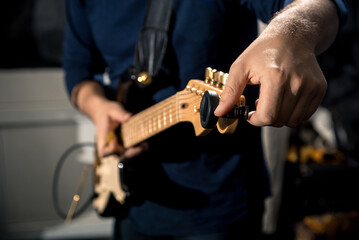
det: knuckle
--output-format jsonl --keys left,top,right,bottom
{"left": 311, "top": 76, "right": 327, "bottom": 94}
{"left": 259, "top": 112, "right": 277, "bottom": 126}
{"left": 287, "top": 121, "right": 299, "bottom": 128}
{"left": 318, "top": 79, "right": 327, "bottom": 94}
{"left": 273, "top": 122, "right": 285, "bottom": 128}
{"left": 269, "top": 67, "right": 286, "bottom": 85}
{"left": 230, "top": 57, "right": 244, "bottom": 70}
{"left": 223, "top": 84, "right": 236, "bottom": 98}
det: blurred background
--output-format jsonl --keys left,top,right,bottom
{"left": 0, "top": 0, "right": 358, "bottom": 239}
{"left": 0, "top": 1, "right": 111, "bottom": 239}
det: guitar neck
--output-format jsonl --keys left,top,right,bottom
{"left": 121, "top": 94, "right": 180, "bottom": 148}
{"left": 120, "top": 76, "right": 242, "bottom": 148}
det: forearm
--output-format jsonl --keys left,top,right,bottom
{"left": 262, "top": 0, "right": 339, "bottom": 55}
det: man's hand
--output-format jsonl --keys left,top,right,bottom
{"left": 73, "top": 80, "right": 147, "bottom": 157}
{"left": 214, "top": 0, "right": 339, "bottom": 128}
{"left": 215, "top": 35, "right": 327, "bottom": 127}
{"left": 93, "top": 99, "right": 130, "bottom": 157}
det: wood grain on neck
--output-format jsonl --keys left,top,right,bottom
{"left": 120, "top": 79, "right": 235, "bottom": 148}
{"left": 121, "top": 94, "right": 180, "bottom": 148}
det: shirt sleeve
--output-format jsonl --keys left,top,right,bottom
{"left": 63, "top": 0, "right": 106, "bottom": 98}
{"left": 329, "top": 0, "right": 348, "bottom": 34}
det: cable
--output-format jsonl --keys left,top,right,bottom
{"left": 52, "top": 142, "right": 95, "bottom": 220}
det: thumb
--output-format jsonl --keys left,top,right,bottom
{"left": 108, "top": 103, "right": 132, "bottom": 123}
{"left": 214, "top": 64, "right": 247, "bottom": 116}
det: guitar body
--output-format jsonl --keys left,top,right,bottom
{"left": 93, "top": 155, "right": 127, "bottom": 217}
{"left": 93, "top": 153, "right": 146, "bottom": 217}
{"left": 92, "top": 68, "right": 248, "bottom": 217}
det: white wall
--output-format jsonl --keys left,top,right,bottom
{"left": 0, "top": 68, "right": 97, "bottom": 238}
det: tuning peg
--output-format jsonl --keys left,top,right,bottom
{"left": 210, "top": 69, "right": 217, "bottom": 85}
{"left": 223, "top": 95, "right": 248, "bottom": 121}
{"left": 200, "top": 90, "right": 249, "bottom": 129}
{"left": 200, "top": 91, "right": 249, "bottom": 129}
{"left": 223, "top": 105, "right": 249, "bottom": 121}
{"left": 204, "top": 67, "right": 228, "bottom": 89}
{"left": 211, "top": 70, "right": 222, "bottom": 86}
{"left": 216, "top": 72, "right": 227, "bottom": 89}
{"left": 205, "top": 67, "right": 212, "bottom": 84}
{"left": 214, "top": 71, "right": 223, "bottom": 82}
{"left": 200, "top": 90, "right": 219, "bottom": 129}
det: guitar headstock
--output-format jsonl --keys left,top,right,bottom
{"left": 177, "top": 67, "right": 247, "bottom": 136}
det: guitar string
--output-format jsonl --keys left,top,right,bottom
{"left": 123, "top": 95, "right": 224, "bottom": 148}
{"left": 122, "top": 93, "right": 203, "bottom": 146}
{"left": 125, "top": 80, "right": 224, "bottom": 127}
{"left": 123, "top": 93, "right": 203, "bottom": 131}
{"left": 122, "top": 94, "right": 193, "bottom": 142}
{"left": 123, "top": 89, "right": 224, "bottom": 133}
{"left": 122, "top": 82, "right": 230, "bottom": 147}
{"left": 122, "top": 92, "right": 196, "bottom": 128}
{"left": 122, "top": 88, "right": 229, "bottom": 140}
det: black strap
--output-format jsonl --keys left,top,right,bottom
{"left": 134, "top": 0, "right": 173, "bottom": 85}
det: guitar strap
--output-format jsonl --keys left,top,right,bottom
{"left": 134, "top": 0, "right": 173, "bottom": 88}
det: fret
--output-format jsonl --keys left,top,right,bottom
{"left": 158, "top": 103, "right": 162, "bottom": 130}
{"left": 175, "top": 93, "right": 179, "bottom": 122}
{"left": 162, "top": 104, "right": 167, "bottom": 127}
{"left": 149, "top": 115, "right": 153, "bottom": 134}
{"left": 145, "top": 118, "right": 149, "bottom": 136}
{"left": 152, "top": 116, "right": 156, "bottom": 132}
{"left": 121, "top": 94, "right": 180, "bottom": 148}
{"left": 169, "top": 100, "right": 173, "bottom": 124}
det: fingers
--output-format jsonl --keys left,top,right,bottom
{"left": 123, "top": 142, "right": 149, "bottom": 159}
{"left": 108, "top": 103, "right": 131, "bottom": 123}
{"left": 99, "top": 130, "right": 127, "bottom": 157}
{"left": 248, "top": 72, "right": 327, "bottom": 127}
{"left": 95, "top": 100, "right": 150, "bottom": 158}
{"left": 97, "top": 121, "right": 113, "bottom": 157}
{"left": 96, "top": 101, "right": 131, "bottom": 157}
{"left": 97, "top": 127, "right": 121, "bottom": 157}
{"left": 214, "top": 61, "right": 247, "bottom": 117}
{"left": 247, "top": 69, "right": 286, "bottom": 126}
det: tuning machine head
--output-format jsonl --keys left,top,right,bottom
{"left": 200, "top": 90, "right": 249, "bottom": 129}
{"left": 200, "top": 90, "right": 219, "bottom": 129}
{"left": 204, "top": 67, "right": 228, "bottom": 90}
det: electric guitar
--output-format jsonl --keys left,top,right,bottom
{"left": 92, "top": 67, "right": 249, "bottom": 216}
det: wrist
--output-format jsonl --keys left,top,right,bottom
{"left": 264, "top": 0, "right": 339, "bottom": 55}
{"left": 73, "top": 80, "right": 108, "bottom": 122}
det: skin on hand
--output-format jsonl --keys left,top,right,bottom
{"left": 95, "top": 101, "right": 149, "bottom": 157}
{"left": 73, "top": 80, "right": 148, "bottom": 157}
{"left": 94, "top": 99, "right": 130, "bottom": 157}
{"left": 215, "top": 37, "right": 327, "bottom": 128}
{"left": 214, "top": 0, "right": 339, "bottom": 128}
